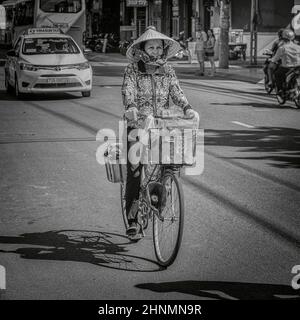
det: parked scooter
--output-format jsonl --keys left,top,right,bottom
{"left": 275, "top": 66, "right": 300, "bottom": 108}
{"left": 94, "top": 37, "right": 104, "bottom": 53}
{"left": 262, "top": 49, "right": 274, "bottom": 94}
{"left": 104, "top": 33, "right": 120, "bottom": 53}
{"left": 85, "top": 34, "right": 104, "bottom": 52}
{"left": 119, "top": 37, "right": 134, "bottom": 56}
{"left": 119, "top": 40, "right": 130, "bottom": 56}
{"left": 85, "top": 36, "right": 97, "bottom": 51}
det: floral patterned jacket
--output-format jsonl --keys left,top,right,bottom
{"left": 122, "top": 61, "right": 191, "bottom": 128}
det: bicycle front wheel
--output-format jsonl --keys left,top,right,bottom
{"left": 120, "top": 183, "right": 129, "bottom": 230}
{"left": 153, "top": 169, "right": 184, "bottom": 267}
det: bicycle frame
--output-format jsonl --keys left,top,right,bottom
{"left": 131, "top": 115, "right": 185, "bottom": 232}
{"left": 134, "top": 163, "right": 181, "bottom": 236}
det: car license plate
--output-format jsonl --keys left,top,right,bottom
{"left": 47, "top": 78, "right": 71, "bottom": 84}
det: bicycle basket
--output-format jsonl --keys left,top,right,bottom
{"left": 155, "top": 116, "right": 199, "bottom": 130}
{"left": 104, "top": 143, "right": 127, "bottom": 183}
{"left": 147, "top": 126, "right": 198, "bottom": 166}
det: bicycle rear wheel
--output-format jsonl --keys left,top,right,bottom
{"left": 153, "top": 169, "right": 184, "bottom": 267}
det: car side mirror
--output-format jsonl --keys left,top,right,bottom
{"left": 6, "top": 50, "right": 17, "bottom": 57}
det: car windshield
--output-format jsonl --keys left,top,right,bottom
{"left": 22, "top": 38, "right": 80, "bottom": 55}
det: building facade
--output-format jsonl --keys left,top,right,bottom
{"left": 119, "top": 0, "right": 208, "bottom": 41}
{"left": 85, "top": 0, "right": 299, "bottom": 56}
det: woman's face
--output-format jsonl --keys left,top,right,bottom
{"left": 208, "top": 30, "right": 212, "bottom": 36}
{"left": 144, "top": 39, "right": 163, "bottom": 59}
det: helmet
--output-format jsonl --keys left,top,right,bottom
{"left": 281, "top": 29, "right": 295, "bottom": 41}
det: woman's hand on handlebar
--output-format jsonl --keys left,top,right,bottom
{"left": 185, "top": 109, "right": 199, "bottom": 120}
{"left": 124, "top": 107, "right": 138, "bottom": 121}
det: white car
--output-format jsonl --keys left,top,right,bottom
{"left": 5, "top": 28, "right": 92, "bottom": 98}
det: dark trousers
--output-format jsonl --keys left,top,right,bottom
{"left": 125, "top": 128, "right": 140, "bottom": 222}
{"left": 274, "top": 66, "right": 291, "bottom": 91}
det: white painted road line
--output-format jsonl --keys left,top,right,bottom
{"left": 232, "top": 121, "right": 255, "bottom": 128}
{"left": 257, "top": 78, "right": 265, "bottom": 84}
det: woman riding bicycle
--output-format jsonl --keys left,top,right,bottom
{"left": 121, "top": 26, "right": 198, "bottom": 239}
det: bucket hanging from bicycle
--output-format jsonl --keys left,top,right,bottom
{"left": 104, "top": 142, "right": 127, "bottom": 183}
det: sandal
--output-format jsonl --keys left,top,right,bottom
{"left": 126, "top": 221, "right": 138, "bottom": 236}
{"left": 126, "top": 221, "right": 142, "bottom": 240}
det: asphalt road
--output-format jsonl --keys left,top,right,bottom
{"left": 0, "top": 65, "right": 299, "bottom": 300}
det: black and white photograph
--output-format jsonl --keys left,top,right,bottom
{"left": 0, "top": 0, "right": 299, "bottom": 312}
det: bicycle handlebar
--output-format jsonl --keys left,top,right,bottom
{"left": 124, "top": 108, "right": 198, "bottom": 122}
{"left": 153, "top": 114, "right": 195, "bottom": 120}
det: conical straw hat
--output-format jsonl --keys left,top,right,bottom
{"left": 126, "top": 26, "right": 181, "bottom": 62}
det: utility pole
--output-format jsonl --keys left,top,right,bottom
{"left": 219, "top": 0, "right": 230, "bottom": 69}
{"left": 250, "top": 0, "right": 258, "bottom": 65}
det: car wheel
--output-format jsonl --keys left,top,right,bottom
{"left": 82, "top": 91, "right": 91, "bottom": 97}
{"left": 14, "top": 75, "right": 23, "bottom": 99}
{"left": 5, "top": 72, "right": 12, "bottom": 93}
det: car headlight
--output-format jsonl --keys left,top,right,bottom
{"left": 74, "top": 62, "right": 91, "bottom": 70}
{"left": 20, "top": 63, "right": 38, "bottom": 71}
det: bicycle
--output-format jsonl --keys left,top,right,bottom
{"left": 105, "top": 113, "right": 199, "bottom": 267}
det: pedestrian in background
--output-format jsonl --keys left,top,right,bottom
{"left": 205, "top": 29, "right": 216, "bottom": 76}
{"left": 195, "top": 25, "right": 207, "bottom": 76}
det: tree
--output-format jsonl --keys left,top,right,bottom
{"left": 219, "top": 0, "right": 230, "bottom": 69}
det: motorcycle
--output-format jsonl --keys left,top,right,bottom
{"left": 275, "top": 66, "right": 300, "bottom": 108}
{"left": 262, "top": 49, "right": 274, "bottom": 94}
{"left": 174, "top": 36, "right": 192, "bottom": 60}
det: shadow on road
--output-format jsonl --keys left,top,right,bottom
{"left": 210, "top": 102, "right": 295, "bottom": 109}
{"left": 205, "top": 127, "right": 300, "bottom": 169}
{"left": 135, "top": 280, "right": 300, "bottom": 300}
{"left": 0, "top": 230, "right": 163, "bottom": 272}
{"left": 0, "top": 89, "right": 83, "bottom": 101}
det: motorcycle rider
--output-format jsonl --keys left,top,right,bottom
{"left": 271, "top": 28, "right": 285, "bottom": 54}
{"left": 267, "top": 28, "right": 284, "bottom": 88}
{"left": 269, "top": 29, "right": 300, "bottom": 94}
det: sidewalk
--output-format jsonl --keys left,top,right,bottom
{"left": 86, "top": 51, "right": 264, "bottom": 84}
{"left": 0, "top": 48, "right": 264, "bottom": 83}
